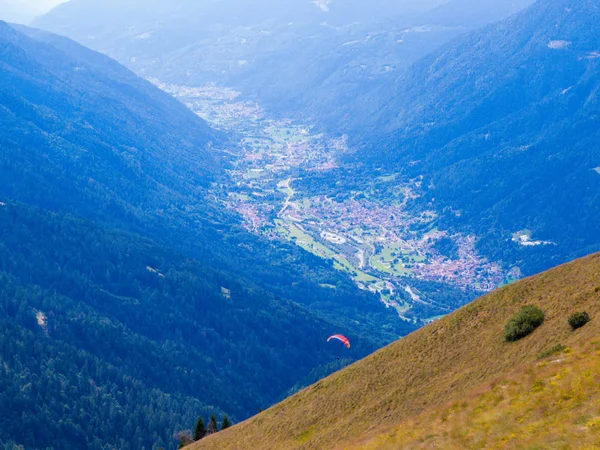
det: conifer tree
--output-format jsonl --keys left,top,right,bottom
{"left": 193, "top": 416, "right": 206, "bottom": 441}
{"left": 221, "top": 415, "right": 232, "bottom": 430}
{"left": 207, "top": 414, "right": 219, "bottom": 434}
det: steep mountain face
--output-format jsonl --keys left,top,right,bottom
{"left": 33, "top": 0, "right": 441, "bottom": 72}
{"left": 0, "top": 21, "right": 220, "bottom": 225}
{"left": 0, "top": 22, "right": 409, "bottom": 449}
{"left": 353, "top": 0, "right": 600, "bottom": 276}
{"left": 189, "top": 252, "right": 600, "bottom": 449}
{"left": 35, "top": 0, "right": 533, "bottom": 123}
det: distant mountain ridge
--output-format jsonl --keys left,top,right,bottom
{"left": 35, "top": 0, "right": 533, "bottom": 123}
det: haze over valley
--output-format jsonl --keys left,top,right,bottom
{"left": 1, "top": 0, "right": 600, "bottom": 448}
{"left": 0, "top": 0, "right": 66, "bottom": 23}
{"left": 35, "top": 0, "right": 546, "bottom": 323}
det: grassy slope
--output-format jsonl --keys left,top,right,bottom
{"left": 190, "top": 253, "right": 600, "bottom": 449}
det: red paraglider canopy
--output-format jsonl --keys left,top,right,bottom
{"left": 327, "top": 334, "right": 350, "bottom": 348}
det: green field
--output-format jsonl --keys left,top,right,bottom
{"left": 499, "top": 267, "right": 522, "bottom": 287}
{"left": 277, "top": 180, "right": 294, "bottom": 197}
{"left": 245, "top": 169, "right": 266, "bottom": 179}
{"left": 229, "top": 193, "right": 251, "bottom": 201}
{"left": 376, "top": 173, "right": 399, "bottom": 183}
{"left": 369, "top": 243, "right": 421, "bottom": 277}
{"left": 266, "top": 125, "right": 311, "bottom": 144}
{"left": 512, "top": 229, "right": 533, "bottom": 242}
{"left": 274, "top": 220, "right": 379, "bottom": 285}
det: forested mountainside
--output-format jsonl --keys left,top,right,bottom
{"left": 191, "top": 252, "right": 600, "bottom": 450}
{"left": 0, "top": 202, "right": 364, "bottom": 450}
{"left": 0, "top": 21, "right": 221, "bottom": 223}
{"left": 0, "top": 22, "right": 410, "bottom": 450}
{"left": 35, "top": 0, "right": 532, "bottom": 123}
{"left": 348, "top": 0, "right": 600, "bottom": 277}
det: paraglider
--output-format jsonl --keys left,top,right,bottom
{"left": 327, "top": 334, "right": 350, "bottom": 348}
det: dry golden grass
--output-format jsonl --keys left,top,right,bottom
{"left": 190, "top": 253, "right": 600, "bottom": 450}
{"left": 354, "top": 343, "right": 600, "bottom": 449}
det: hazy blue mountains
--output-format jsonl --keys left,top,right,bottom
{"left": 35, "top": 0, "right": 533, "bottom": 122}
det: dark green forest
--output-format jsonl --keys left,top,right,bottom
{"left": 0, "top": 202, "right": 377, "bottom": 449}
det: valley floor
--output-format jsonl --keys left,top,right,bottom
{"left": 156, "top": 81, "right": 511, "bottom": 322}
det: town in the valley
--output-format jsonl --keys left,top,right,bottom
{"left": 157, "top": 81, "right": 511, "bottom": 322}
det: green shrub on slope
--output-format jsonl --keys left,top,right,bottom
{"left": 569, "top": 312, "right": 590, "bottom": 330}
{"left": 504, "top": 305, "right": 545, "bottom": 342}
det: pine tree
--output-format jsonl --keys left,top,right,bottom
{"left": 221, "top": 415, "right": 232, "bottom": 430}
{"left": 207, "top": 414, "right": 219, "bottom": 434}
{"left": 193, "top": 416, "right": 206, "bottom": 441}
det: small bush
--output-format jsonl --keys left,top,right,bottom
{"left": 538, "top": 344, "right": 566, "bottom": 359}
{"left": 568, "top": 312, "right": 590, "bottom": 330}
{"left": 504, "top": 305, "right": 545, "bottom": 342}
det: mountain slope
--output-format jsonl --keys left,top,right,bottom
{"left": 190, "top": 252, "right": 600, "bottom": 449}
{"left": 355, "top": 345, "right": 600, "bottom": 448}
{"left": 351, "top": 0, "right": 600, "bottom": 276}
{"left": 0, "top": 20, "right": 221, "bottom": 225}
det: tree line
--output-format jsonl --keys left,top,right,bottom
{"left": 175, "top": 415, "right": 232, "bottom": 448}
